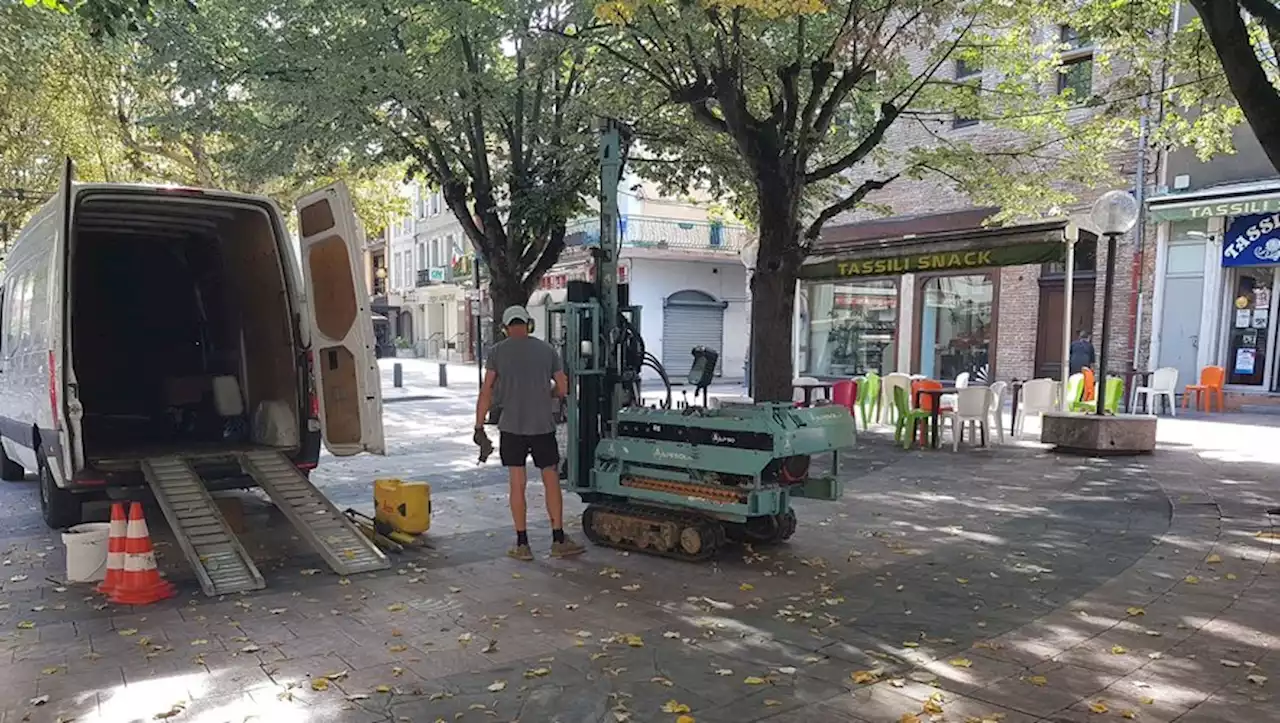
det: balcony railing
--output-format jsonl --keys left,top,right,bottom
{"left": 416, "top": 267, "right": 451, "bottom": 287}
{"left": 565, "top": 214, "right": 750, "bottom": 252}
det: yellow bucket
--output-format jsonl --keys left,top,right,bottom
{"left": 374, "top": 478, "right": 431, "bottom": 535}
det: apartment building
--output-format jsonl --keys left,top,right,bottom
{"left": 797, "top": 24, "right": 1155, "bottom": 387}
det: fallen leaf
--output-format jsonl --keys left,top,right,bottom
{"left": 625, "top": 634, "right": 644, "bottom": 647}
{"left": 777, "top": 666, "right": 797, "bottom": 674}
{"left": 663, "top": 631, "right": 681, "bottom": 639}
{"left": 1205, "top": 553, "right": 1222, "bottom": 564}
{"left": 621, "top": 584, "right": 641, "bottom": 592}
{"left": 42, "top": 666, "right": 61, "bottom": 675}
{"left": 1126, "top": 607, "right": 1145, "bottom": 617}
{"left": 9, "top": 574, "right": 27, "bottom": 582}
{"left": 386, "top": 603, "right": 407, "bottom": 612}
{"left": 481, "top": 640, "right": 498, "bottom": 654}
{"left": 1140, "top": 696, "right": 1155, "bottom": 705}
{"left": 743, "top": 676, "right": 767, "bottom": 685}
{"left": 852, "top": 670, "right": 880, "bottom": 684}
{"left": 16, "top": 621, "right": 35, "bottom": 630}
{"left": 956, "top": 578, "right": 969, "bottom": 584}
{"left": 301, "top": 568, "right": 321, "bottom": 575}
{"left": 524, "top": 667, "right": 551, "bottom": 678}
{"left": 29, "top": 695, "right": 50, "bottom": 706}
{"left": 661, "top": 700, "right": 691, "bottom": 713}
{"left": 310, "top": 678, "right": 330, "bottom": 691}
{"left": 428, "top": 691, "right": 454, "bottom": 701}
{"left": 190, "top": 639, "right": 208, "bottom": 646}
{"left": 240, "top": 645, "right": 262, "bottom": 654}
{"left": 1026, "top": 675, "right": 1048, "bottom": 687}
{"left": 903, "top": 641, "right": 919, "bottom": 648}
{"left": 1184, "top": 575, "right": 1199, "bottom": 585}
{"left": 1221, "top": 659, "right": 1242, "bottom": 668}
{"left": 375, "top": 685, "right": 392, "bottom": 693}
{"left": 676, "top": 717, "right": 696, "bottom": 723}
{"left": 448, "top": 586, "right": 462, "bottom": 593}
{"left": 487, "top": 680, "right": 507, "bottom": 692}
{"left": 923, "top": 698, "right": 944, "bottom": 714}
{"left": 900, "top": 715, "right": 921, "bottom": 723}
{"left": 458, "top": 633, "right": 473, "bottom": 645}
{"left": 1088, "top": 701, "right": 1108, "bottom": 714}
{"left": 389, "top": 644, "right": 409, "bottom": 653}
{"left": 949, "top": 658, "right": 973, "bottom": 668}
{"left": 1120, "top": 710, "right": 1137, "bottom": 720}
{"left": 153, "top": 703, "right": 186, "bottom": 720}
{"left": 764, "top": 699, "right": 782, "bottom": 707}
{"left": 1112, "top": 646, "right": 1128, "bottom": 655}
{"left": 564, "top": 603, "right": 579, "bottom": 611}
{"left": 1227, "top": 573, "right": 1238, "bottom": 580}
{"left": 740, "top": 583, "right": 754, "bottom": 591}
{"left": 715, "top": 669, "right": 733, "bottom": 676}
{"left": 119, "top": 628, "right": 139, "bottom": 636}
{"left": 345, "top": 694, "right": 369, "bottom": 702}
{"left": 1248, "top": 674, "right": 1268, "bottom": 686}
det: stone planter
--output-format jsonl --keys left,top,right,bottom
{"left": 1040, "top": 412, "right": 1157, "bottom": 456}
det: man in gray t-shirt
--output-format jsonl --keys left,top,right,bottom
{"left": 475, "top": 305, "right": 584, "bottom": 561}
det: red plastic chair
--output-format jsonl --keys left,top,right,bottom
{"left": 832, "top": 379, "right": 858, "bottom": 430}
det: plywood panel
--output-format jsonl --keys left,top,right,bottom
{"left": 308, "top": 236, "right": 357, "bottom": 341}
{"left": 319, "top": 345, "right": 361, "bottom": 444}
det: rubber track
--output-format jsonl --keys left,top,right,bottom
{"left": 582, "top": 502, "right": 726, "bottom": 562}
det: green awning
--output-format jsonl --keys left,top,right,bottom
{"left": 801, "top": 221, "right": 1067, "bottom": 281}
{"left": 1147, "top": 191, "right": 1280, "bottom": 222}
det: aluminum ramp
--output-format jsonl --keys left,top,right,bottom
{"left": 140, "top": 457, "right": 266, "bottom": 597}
{"left": 238, "top": 450, "right": 390, "bottom": 575}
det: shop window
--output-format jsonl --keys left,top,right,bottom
{"left": 919, "top": 274, "right": 994, "bottom": 381}
{"left": 1057, "top": 26, "right": 1093, "bottom": 99}
{"left": 1226, "top": 268, "right": 1273, "bottom": 386}
{"left": 805, "top": 279, "right": 898, "bottom": 377}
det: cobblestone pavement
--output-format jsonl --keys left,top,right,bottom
{"left": 0, "top": 394, "right": 1278, "bottom": 723}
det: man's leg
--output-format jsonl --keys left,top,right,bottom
{"left": 532, "top": 433, "right": 583, "bottom": 557}
{"left": 500, "top": 433, "right": 533, "bottom": 560}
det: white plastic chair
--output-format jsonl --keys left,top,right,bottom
{"left": 1014, "top": 378, "right": 1058, "bottom": 437}
{"left": 879, "top": 372, "right": 912, "bottom": 425}
{"left": 987, "top": 380, "right": 1007, "bottom": 445}
{"left": 944, "top": 387, "right": 991, "bottom": 451}
{"left": 940, "top": 372, "right": 969, "bottom": 409}
{"left": 1133, "top": 367, "right": 1177, "bottom": 416}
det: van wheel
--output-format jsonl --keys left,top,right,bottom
{"left": 1, "top": 450, "right": 24, "bottom": 481}
{"left": 39, "top": 463, "right": 82, "bottom": 529}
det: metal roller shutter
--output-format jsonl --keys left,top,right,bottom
{"left": 662, "top": 290, "right": 727, "bottom": 378}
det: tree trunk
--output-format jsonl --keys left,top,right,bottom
{"left": 750, "top": 209, "right": 804, "bottom": 401}
{"left": 486, "top": 266, "right": 529, "bottom": 346}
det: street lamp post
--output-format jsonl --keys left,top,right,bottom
{"left": 1089, "top": 190, "right": 1139, "bottom": 416}
{"left": 740, "top": 239, "right": 759, "bottom": 398}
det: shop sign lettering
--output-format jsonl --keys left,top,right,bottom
{"left": 836, "top": 250, "right": 993, "bottom": 276}
{"left": 1223, "top": 212, "right": 1280, "bottom": 267}
{"left": 1190, "top": 198, "right": 1280, "bottom": 220}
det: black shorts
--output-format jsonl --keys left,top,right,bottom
{"left": 499, "top": 432, "right": 560, "bottom": 469}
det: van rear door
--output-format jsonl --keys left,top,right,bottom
{"left": 54, "top": 158, "right": 81, "bottom": 479}
{"left": 294, "top": 182, "right": 385, "bottom": 456}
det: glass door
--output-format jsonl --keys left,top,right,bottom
{"left": 1225, "top": 267, "right": 1277, "bottom": 386}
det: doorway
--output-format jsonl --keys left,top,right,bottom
{"left": 1034, "top": 281, "right": 1095, "bottom": 379}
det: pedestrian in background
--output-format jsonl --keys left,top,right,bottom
{"left": 1069, "top": 329, "right": 1095, "bottom": 375}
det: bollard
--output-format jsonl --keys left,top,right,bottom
{"left": 438, "top": 362, "right": 448, "bottom": 387}
{"left": 393, "top": 363, "right": 403, "bottom": 388}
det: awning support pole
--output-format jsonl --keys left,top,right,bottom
{"left": 1060, "top": 231, "right": 1077, "bottom": 411}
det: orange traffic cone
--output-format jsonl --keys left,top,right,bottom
{"left": 97, "top": 502, "right": 127, "bottom": 595}
{"left": 108, "top": 502, "right": 175, "bottom": 605}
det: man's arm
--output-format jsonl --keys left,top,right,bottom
{"left": 551, "top": 346, "right": 567, "bottom": 398}
{"left": 476, "top": 369, "right": 497, "bottom": 428}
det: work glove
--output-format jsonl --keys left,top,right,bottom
{"left": 474, "top": 426, "right": 494, "bottom": 463}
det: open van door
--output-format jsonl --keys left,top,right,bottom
{"left": 56, "top": 157, "right": 82, "bottom": 479}
{"left": 294, "top": 182, "right": 385, "bottom": 456}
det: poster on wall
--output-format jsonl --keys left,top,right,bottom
{"left": 1235, "top": 348, "right": 1257, "bottom": 375}
{"left": 1258, "top": 288, "right": 1272, "bottom": 308}
{"left": 1254, "top": 309, "right": 1270, "bottom": 328}
{"left": 1236, "top": 309, "right": 1252, "bottom": 328}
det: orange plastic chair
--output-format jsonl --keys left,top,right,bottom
{"left": 1081, "top": 367, "right": 1096, "bottom": 402}
{"left": 1183, "top": 366, "right": 1226, "bottom": 412}
{"left": 910, "top": 379, "right": 949, "bottom": 447}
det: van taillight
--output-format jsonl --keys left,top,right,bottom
{"left": 47, "top": 350, "right": 58, "bottom": 428}
{"left": 306, "top": 351, "right": 319, "bottom": 418}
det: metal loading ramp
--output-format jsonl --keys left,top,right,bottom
{"left": 141, "top": 457, "right": 266, "bottom": 597}
{"left": 238, "top": 449, "right": 390, "bottom": 575}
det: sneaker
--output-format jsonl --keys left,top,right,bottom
{"left": 507, "top": 544, "right": 534, "bottom": 561}
{"left": 551, "top": 537, "right": 585, "bottom": 558}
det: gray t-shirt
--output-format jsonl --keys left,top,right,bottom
{"left": 486, "top": 335, "right": 564, "bottom": 435}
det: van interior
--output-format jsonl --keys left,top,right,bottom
{"left": 71, "top": 192, "right": 302, "bottom": 461}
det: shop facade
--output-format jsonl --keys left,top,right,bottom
{"left": 797, "top": 209, "right": 1099, "bottom": 384}
{"left": 1148, "top": 182, "right": 1280, "bottom": 403}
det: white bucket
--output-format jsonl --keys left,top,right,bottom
{"left": 62, "top": 522, "right": 111, "bottom": 583}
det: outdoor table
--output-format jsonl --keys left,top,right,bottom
{"left": 793, "top": 381, "right": 834, "bottom": 406}
{"left": 913, "top": 386, "right": 959, "bottom": 449}
{"left": 1008, "top": 380, "right": 1025, "bottom": 436}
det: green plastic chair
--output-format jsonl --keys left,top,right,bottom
{"left": 1073, "top": 377, "right": 1125, "bottom": 414}
{"left": 893, "top": 386, "right": 932, "bottom": 449}
{"left": 857, "top": 372, "right": 882, "bottom": 427}
{"left": 1064, "top": 373, "right": 1084, "bottom": 407}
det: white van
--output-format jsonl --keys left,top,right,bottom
{"left": 0, "top": 163, "right": 384, "bottom": 530}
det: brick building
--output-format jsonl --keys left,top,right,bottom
{"left": 793, "top": 24, "right": 1160, "bottom": 389}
